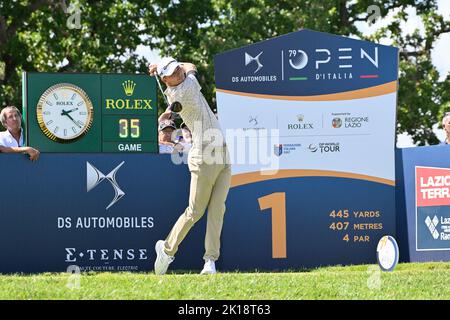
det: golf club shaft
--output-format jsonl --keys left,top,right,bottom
{"left": 154, "top": 74, "right": 170, "bottom": 107}
{"left": 153, "top": 72, "right": 180, "bottom": 120}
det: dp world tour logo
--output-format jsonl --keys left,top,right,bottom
{"left": 308, "top": 144, "right": 318, "bottom": 152}
{"left": 425, "top": 215, "right": 440, "bottom": 240}
{"left": 87, "top": 161, "right": 125, "bottom": 210}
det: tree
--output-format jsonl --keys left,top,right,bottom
{"left": 1, "top": 0, "right": 449, "bottom": 145}
{"left": 366, "top": 1, "right": 450, "bottom": 145}
{"left": 0, "top": 0, "right": 154, "bottom": 107}
{"left": 143, "top": 0, "right": 449, "bottom": 145}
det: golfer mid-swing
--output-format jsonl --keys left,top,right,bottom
{"left": 149, "top": 57, "right": 231, "bottom": 275}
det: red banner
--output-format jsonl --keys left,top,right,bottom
{"left": 416, "top": 166, "right": 450, "bottom": 207}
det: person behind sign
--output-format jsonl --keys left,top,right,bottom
{"left": 158, "top": 118, "right": 176, "bottom": 153}
{"left": 441, "top": 112, "right": 450, "bottom": 145}
{"left": 0, "top": 106, "right": 40, "bottom": 161}
{"left": 158, "top": 113, "right": 184, "bottom": 154}
{"left": 149, "top": 57, "right": 231, "bottom": 275}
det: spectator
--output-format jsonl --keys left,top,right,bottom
{"left": 441, "top": 112, "right": 450, "bottom": 145}
{"left": 0, "top": 106, "right": 40, "bottom": 161}
{"left": 158, "top": 119, "right": 182, "bottom": 154}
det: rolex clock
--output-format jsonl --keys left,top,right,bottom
{"left": 36, "top": 83, "right": 94, "bottom": 143}
{"left": 23, "top": 72, "right": 158, "bottom": 152}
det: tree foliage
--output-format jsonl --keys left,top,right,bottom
{"left": 0, "top": 0, "right": 448, "bottom": 144}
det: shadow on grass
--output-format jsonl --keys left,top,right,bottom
{"left": 164, "top": 262, "right": 386, "bottom": 275}
{"left": 165, "top": 268, "right": 316, "bottom": 274}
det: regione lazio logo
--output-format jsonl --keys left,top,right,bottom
{"left": 332, "top": 118, "right": 342, "bottom": 128}
{"left": 87, "top": 161, "right": 125, "bottom": 210}
{"left": 425, "top": 215, "right": 440, "bottom": 240}
{"left": 245, "top": 51, "right": 263, "bottom": 73}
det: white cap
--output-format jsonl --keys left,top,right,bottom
{"left": 157, "top": 57, "right": 180, "bottom": 77}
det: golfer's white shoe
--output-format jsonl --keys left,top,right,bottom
{"left": 200, "top": 259, "right": 216, "bottom": 275}
{"left": 154, "top": 240, "right": 174, "bottom": 275}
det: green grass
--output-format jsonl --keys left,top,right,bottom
{"left": 0, "top": 262, "right": 449, "bottom": 299}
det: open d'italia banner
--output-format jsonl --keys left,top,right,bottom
{"left": 214, "top": 29, "right": 399, "bottom": 269}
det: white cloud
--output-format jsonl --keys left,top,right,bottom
{"left": 431, "top": 33, "right": 450, "bottom": 81}
{"left": 135, "top": 45, "right": 161, "bottom": 64}
{"left": 396, "top": 132, "right": 415, "bottom": 148}
{"left": 437, "top": 0, "right": 450, "bottom": 18}
{"left": 399, "top": 6, "right": 425, "bottom": 36}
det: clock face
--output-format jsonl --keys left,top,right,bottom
{"left": 37, "top": 83, "right": 94, "bottom": 142}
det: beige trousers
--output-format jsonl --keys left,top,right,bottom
{"left": 164, "top": 146, "right": 231, "bottom": 261}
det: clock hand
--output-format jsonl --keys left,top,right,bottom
{"left": 61, "top": 110, "right": 82, "bottom": 128}
{"left": 65, "top": 108, "right": 79, "bottom": 114}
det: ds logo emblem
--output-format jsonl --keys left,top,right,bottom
{"left": 87, "top": 161, "right": 125, "bottom": 210}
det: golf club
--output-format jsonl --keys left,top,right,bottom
{"left": 154, "top": 72, "right": 169, "bottom": 106}
{"left": 154, "top": 71, "right": 183, "bottom": 115}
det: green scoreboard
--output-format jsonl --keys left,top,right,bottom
{"left": 23, "top": 72, "right": 158, "bottom": 152}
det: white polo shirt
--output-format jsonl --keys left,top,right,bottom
{"left": 164, "top": 74, "right": 224, "bottom": 151}
{"left": 0, "top": 129, "right": 24, "bottom": 147}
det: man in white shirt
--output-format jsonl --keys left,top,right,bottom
{"left": 149, "top": 57, "right": 231, "bottom": 275}
{"left": 0, "top": 106, "right": 40, "bottom": 161}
